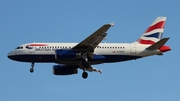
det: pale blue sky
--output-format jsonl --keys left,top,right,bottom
{"left": 1, "top": 0, "right": 179, "bottom": 101}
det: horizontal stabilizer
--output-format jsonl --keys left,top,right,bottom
{"left": 146, "top": 38, "right": 170, "bottom": 50}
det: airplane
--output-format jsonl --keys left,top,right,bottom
{"left": 7, "top": 17, "right": 171, "bottom": 79}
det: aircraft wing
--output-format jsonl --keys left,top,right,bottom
{"left": 72, "top": 23, "right": 114, "bottom": 54}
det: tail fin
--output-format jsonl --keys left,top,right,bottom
{"left": 137, "top": 17, "right": 166, "bottom": 44}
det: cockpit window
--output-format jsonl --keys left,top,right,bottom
{"left": 16, "top": 47, "right": 20, "bottom": 49}
{"left": 16, "top": 46, "right": 23, "bottom": 49}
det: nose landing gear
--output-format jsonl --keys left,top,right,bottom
{"left": 30, "top": 62, "right": 34, "bottom": 73}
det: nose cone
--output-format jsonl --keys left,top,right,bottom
{"left": 7, "top": 50, "right": 27, "bottom": 62}
{"left": 7, "top": 51, "right": 17, "bottom": 60}
{"left": 7, "top": 51, "right": 15, "bottom": 60}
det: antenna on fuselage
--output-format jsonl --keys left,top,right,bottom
{"left": 33, "top": 41, "right": 35, "bottom": 47}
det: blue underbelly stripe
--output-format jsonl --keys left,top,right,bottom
{"left": 8, "top": 54, "right": 142, "bottom": 63}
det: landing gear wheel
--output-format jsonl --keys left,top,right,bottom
{"left": 30, "top": 68, "right": 34, "bottom": 73}
{"left": 30, "top": 62, "right": 34, "bottom": 73}
{"left": 82, "top": 72, "right": 88, "bottom": 79}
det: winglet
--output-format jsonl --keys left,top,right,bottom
{"left": 110, "top": 22, "right": 114, "bottom": 27}
{"left": 146, "top": 38, "right": 170, "bottom": 50}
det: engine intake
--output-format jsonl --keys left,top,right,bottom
{"left": 53, "top": 65, "right": 78, "bottom": 75}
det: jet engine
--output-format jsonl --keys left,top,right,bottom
{"left": 53, "top": 65, "right": 78, "bottom": 75}
{"left": 55, "top": 49, "right": 81, "bottom": 60}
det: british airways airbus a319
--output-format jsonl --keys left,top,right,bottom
{"left": 8, "top": 17, "right": 171, "bottom": 79}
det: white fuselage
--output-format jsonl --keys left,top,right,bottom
{"left": 7, "top": 42, "right": 161, "bottom": 65}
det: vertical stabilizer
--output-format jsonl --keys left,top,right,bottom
{"left": 137, "top": 17, "right": 166, "bottom": 44}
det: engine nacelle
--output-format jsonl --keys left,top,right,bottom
{"left": 55, "top": 49, "right": 80, "bottom": 60}
{"left": 53, "top": 65, "right": 78, "bottom": 75}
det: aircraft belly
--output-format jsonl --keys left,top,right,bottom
{"left": 8, "top": 54, "right": 55, "bottom": 62}
{"left": 58, "top": 55, "right": 142, "bottom": 65}
{"left": 103, "top": 55, "right": 142, "bottom": 63}
{"left": 58, "top": 56, "right": 106, "bottom": 65}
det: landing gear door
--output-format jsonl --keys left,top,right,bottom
{"left": 130, "top": 44, "right": 136, "bottom": 54}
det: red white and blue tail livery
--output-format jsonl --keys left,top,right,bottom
{"left": 137, "top": 17, "right": 166, "bottom": 44}
{"left": 7, "top": 17, "right": 171, "bottom": 79}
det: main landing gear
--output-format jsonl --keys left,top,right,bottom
{"left": 30, "top": 62, "right": 34, "bottom": 73}
{"left": 82, "top": 61, "right": 90, "bottom": 79}
{"left": 83, "top": 61, "right": 91, "bottom": 68}
{"left": 81, "top": 61, "right": 102, "bottom": 79}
